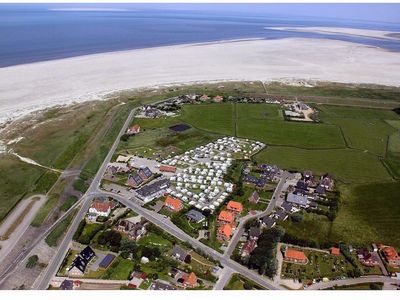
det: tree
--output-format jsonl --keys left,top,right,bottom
{"left": 244, "top": 218, "right": 259, "bottom": 230}
{"left": 120, "top": 134, "right": 130, "bottom": 142}
{"left": 141, "top": 246, "right": 161, "bottom": 261}
{"left": 26, "top": 255, "right": 39, "bottom": 269}
{"left": 73, "top": 220, "right": 86, "bottom": 241}
{"left": 243, "top": 281, "right": 253, "bottom": 290}
{"left": 290, "top": 213, "right": 304, "bottom": 223}
{"left": 120, "top": 239, "right": 137, "bottom": 259}
{"left": 369, "top": 283, "right": 382, "bottom": 290}
{"left": 97, "top": 230, "right": 122, "bottom": 249}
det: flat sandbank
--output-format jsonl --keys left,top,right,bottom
{"left": 267, "top": 26, "right": 400, "bottom": 40}
{"left": 0, "top": 37, "right": 399, "bottom": 124}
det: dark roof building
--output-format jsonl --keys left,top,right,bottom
{"left": 150, "top": 280, "right": 177, "bottom": 290}
{"left": 138, "top": 167, "right": 153, "bottom": 180}
{"left": 185, "top": 209, "right": 206, "bottom": 223}
{"left": 249, "top": 227, "right": 261, "bottom": 240}
{"left": 171, "top": 245, "right": 190, "bottom": 262}
{"left": 274, "top": 210, "right": 288, "bottom": 221}
{"left": 281, "top": 201, "right": 294, "bottom": 212}
{"left": 99, "top": 254, "right": 116, "bottom": 269}
{"left": 262, "top": 216, "right": 276, "bottom": 228}
{"left": 296, "top": 181, "right": 309, "bottom": 192}
{"left": 60, "top": 280, "right": 74, "bottom": 290}
{"left": 315, "top": 185, "right": 326, "bottom": 195}
{"left": 126, "top": 174, "right": 143, "bottom": 188}
{"left": 135, "top": 178, "right": 170, "bottom": 202}
{"left": 80, "top": 246, "right": 96, "bottom": 262}
{"left": 286, "top": 193, "right": 308, "bottom": 207}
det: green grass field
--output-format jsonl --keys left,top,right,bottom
{"left": 331, "top": 182, "right": 400, "bottom": 248}
{"left": 180, "top": 103, "right": 235, "bottom": 135}
{"left": 255, "top": 147, "right": 392, "bottom": 184}
{"left": 101, "top": 256, "right": 134, "bottom": 280}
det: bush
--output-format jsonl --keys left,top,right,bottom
{"left": 73, "top": 220, "right": 86, "bottom": 241}
{"left": 290, "top": 213, "right": 304, "bottom": 223}
{"left": 26, "top": 255, "right": 39, "bottom": 269}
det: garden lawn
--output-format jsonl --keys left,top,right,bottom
{"left": 101, "top": 256, "right": 134, "bottom": 280}
{"left": 137, "top": 232, "right": 173, "bottom": 250}
{"left": 255, "top": 146, "right": 392, "bottom": 184}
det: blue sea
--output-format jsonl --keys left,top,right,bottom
{"left": 1, "top": 4, "right": 399, "bottom": 67}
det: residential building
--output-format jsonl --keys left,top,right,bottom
{"left": 171, "top": 245, "right": 190, "bottom": 263}
{"left": 182, "top": 272, "right": 197, "bottom": 288}
{"left": 218, "top": 210, "right": 234, "bottom": 224}
{"left": 248, "top": 190, "right": 260, "bottom": 203}
{"left": 135, "top": 178, "right": 170, "bottom": 203}
{"left": 320, "top": 174, "right": 334, "bottom": 190}
{"left": 99, "top": 254, "right": 116, "bottom": 270}
{"left": 286, "top": 193, "right": 308, "bottom": 207}
{"left": 262, "top": 216, "right": 276, "bottom": 229}
{"left": 159, "top": 165, "right": 177, "bottom": 173}
{"left": 248, "top": 227, "right": 261, "bottom": 240}
{"left": 138, "top": 167, "right": 153, "bottom": 181}
{"left": 185, "top": 209, "right": 206, "bottom": 223}
{"left": 381, "top": 246, "right": 400, "bottom": 267}
{"left": 67, "top": 246, "right": 96, "bottom": 277}
{"left": 115, "top": 218, "right": 147, "bottom": 241}
{"left": 330, "top": 247, "right": 340, "bottom": 256}
{"left": 150, "top": 280, "right": 177, "bottom": 290}
{"left": 217, "top": 224, "right": 232, "bottom": 241}
{"left": 126, "top": 124, "right": 140, "bottom": 135}
{"left": 357, "top": 248, "right": 379, "bottom": 267}
{"left": 213, "top": 95, "right": 223, "bottom": 102}
{"left": 88, "top": 198, "right": 114, "bottom": 220}
{"left": 284, "top": 248, "right": 308, "bottom": 264}
{"left": 274, "top": 210, "right": 288, "bottom": 221}
{"left": 226, "top": 201, "right": 243, "bottom": 214}
{"left": 241, "top": 240, "right": 257, "bottom": 257}
{"left": 126, "top": 174, "right": 143, "bottom": 188}
{"left": 164, "top": 195, "right": 183, "bottom": 212}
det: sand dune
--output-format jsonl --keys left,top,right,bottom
{"left": 0, "top": 38, "right": 399, "bottom": 124}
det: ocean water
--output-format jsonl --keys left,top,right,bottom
{"left": 0, "top": 4, "right": 399, "bottom": 67}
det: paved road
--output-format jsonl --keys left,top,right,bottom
{"left": 35, "top": 108, "right": 136, "bottom": 290}
{"left": 35, "top": 102, "right": 285, "bottom": 291}
{"left": 306, "top": 275, "right": 400, "bottom": 290}
{"left": 99, "top": 191, "right": 283, "bottom": 290}
{"left": 223, "top": 172, "right": 291, "bottom": 258}
{"left": 213, "top": 267, "right": 234, "bottom": 290}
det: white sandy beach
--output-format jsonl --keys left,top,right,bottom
{"left": 267, "top": 27, "right": 400, "bottom": 40}
{"left": 0, "top": 37, "right": 400, "bottom": 124}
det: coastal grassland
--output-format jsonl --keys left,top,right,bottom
{"left": 318, "top": 104, "right": 400, "bottom": 119}
{"left": 117, "top": 115, "right": 221, "bottom": 158}
{"left": 237, "top": 119, "right": 345, "bottom": 149}
{"left": 236, "top": 103, "right": 283, "bottom": 121}
{"left": 224, "top": 273, "right": 265, "bottom": 290}
{"left": 265, "top": 82, "right": 400, "bottom": 102}
{"left": 0, "top": 155, "right": 44, "bottom": 221}
{"left": 322, "top": 117, "right": 395, "bottom": 156}
{"left": 9, "top": 102, "right": 115, "bottom": 169}
{"left": 331, "top": 182, "right": 400, "bottom": 248}
{"left": 255, "top": 147, "right": 391, "bottom": 184}
{"left": 278, "top": 213, "right": 333, "bottom": 247}
{"left": 180, "top": 103, "right": 235, "bottom": 135}
{"left": 44, "top": 208, "right": 77, "bottom": 247}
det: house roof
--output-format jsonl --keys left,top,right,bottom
{"left": 241, "top": 240, "right": 257, "bottom": 255}
{"left": 139, "top": 167, "right": 153, "bottom": 179}
{"left": 315, "top": 185, "right": 326, "bottom": 195}
{"left": 218, "top": 210, "right": 234, "bottom": 223}
{"left": 227, "top": 201, "right": 243, "bottom": 212}
{"left": 185, "top": 209, "right": 205, "bottom": 222}
{"left": 296, "top": 181, "right": 308, "bottom": 191}
{"left": 60, "top": 280, "right": 73, "bottom": 290}
{"left": 330, "top": 247, "right": 340, "bottom": 256}
{"left": 286, "top": 193, "right": 308, "bottom": 206}
{"left": 171, "top": 245, "right": 188, "bottom": 261}
{"left": 262, "top": 216, "right": 276, "bottom": 228}
{"left": 90, "top": 199, "right": 112, "bottom": 213}
{"left": 218, "top": 224, "right": 232, "bottom": 238}
{"left": 248, "top": 190, "right": 260, "bottom": 202}
{"left": 136, "top": 178, "right": 170, "bottom": 198}
{"left": 80, "top": 246, "right": 96, "bottom": 261}
{"left": 275, "top": 210, "right": 288, "bottom": 221}
{"left": 99, "top": 254, "right": 116, "bottom": 269}
{"left": 160, "top": 165, "right": 177, "bottom": 173}
{"left": 285, "top": 248, "right": 307, "bottom": 261}
{"left": 382, "top": 246, "right": 399, "bottom": 260}
{"left": 164, "top": 195, "right": 183, "bottom": 211}
{"left": 281, "top": 201, "right": 293, "bottom": 212}
{"left": 249, "top": 226, "right": 261, "bottom": 238}
{"left": 183, "top": 272, "right": 197, "bottom": 286}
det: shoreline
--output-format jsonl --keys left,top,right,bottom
{"left": 1, "top": 37, "right": 400, "bottom": 126}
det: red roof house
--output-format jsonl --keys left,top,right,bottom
{"left": 218, "top": 210, "right": 234, "bottom": 224}
{"left": 217, "top": 224, "right": 233, "bottom": 241}
{"left": 164, "top": 196, "right": 183, "bottom": 212}
{"left": 330, "top": 247, "right": 340, "bottom": 256}
{"left": 227, "top": 201, "right": 243, "bottom": 214}
{"left": 284, "top": 248, "right": 308, "bottom": 264}
{"left": 159, "top": 165, "right": 177, "bottom": 173}
{"left": 126, "top": 124, "right": 141, "bottom": 135}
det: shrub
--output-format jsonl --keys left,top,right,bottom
{"left": 26, "top": 255, "right": 39, "bottom": 269}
